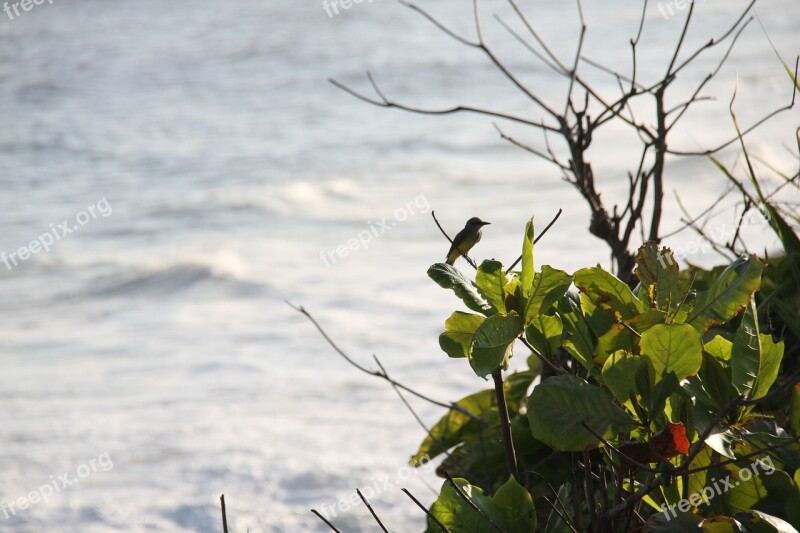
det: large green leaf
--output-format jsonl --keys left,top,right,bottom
{"left": 426, "top": 478, "right": 509, "bottom": 533}
{"left": 557, "top": 294, "right": 596, "bottom": 372}
{"left": 469, "top": 312, "right": 523, "bottom": 378}
{"left": 731, "top": 298, "right": 783, "bottom": 402}
{"left": 705, "top": 335, "right": 734, "bottom": 362}
{"left": 411, "top": 389, "right": 497, "bottom": 464}
{"left": 527, "top": 375, "right": 637, "bottom": 451}
{"left": 685, "top": 255, "right": 764, "bottom": 332}
{"left": 439, "top": 312, "right": 486, "bottom": 358}
{"left": 574, "top": 266, "right": 647, "bottom": 320}
{"left": 639, "top": 323, "right": 703, "bottom": 381}
{"left": 476, "top": 260, "right": 508, "bottom": 314}
{"left": 595, "top": 309, "right": 665, "bottom": 365}
{"left": 634, "top": 242, "right": 686, "bottom": 310}
{"left": 524, "top": 266, "right": 573, "bottom": 323}
{"left": 492, "top": 476, "right": 536, "bottom": 533}
{"left": 723, "top": 463, "right": 768, "bottom": 515}
{"left": 525, "top": 314, "right": 563, "bottom": 359}
{"left": 428, "top": 263, "right": 496, "bottom": 316}
{"left": 601, "top": 350, "right": 643, "bottom": 405}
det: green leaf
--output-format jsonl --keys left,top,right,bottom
{"left": 581, "top": 291, "right": 616, "bottom": 338}
{"left": 634, "top": 242, "right": 687, "bottom": 310}
{"left": 428, "top": 263, "right": 496, "bottom": 316}
{"left": 723, "top": 463, "right": 768, "bottom": 515}
{"left": 524, "top": 266, "right": 573, "bottom": 323}
{"left": 427, "top": 478, "right": 509, "bottom": 533}
{"left": 705, "top": 335, "right": 734, "bottom": 362}
{"left": 736, "top": 510, "right": 799, "bottom": 533}
{"left": 493, "top": 476, "right": 536, "bottom": 533}
{"left": 574, "top": 266, "right": 647, "bottom": 320}
{"left": 527, "top": 375, "right": 637, "bottom": 451}
{"left": 469, "top": 312, "right": 523, "bottom": 378}
{"left": 525, "top": 314, "right": 563, "bottom": 359}
{"left": 685, "top": 255, "right": 764, "bottom": 333}
{"left": 557, "top": 294, "right": 597, "bottom": 372}
{"left": 687, "top": 445, "right": 714, "bottom": 504}
{"left": 595, "top": 309, "right": 665, "bottom": 365}
{"left": 411, "top": 389, "right": 497, "bottom": 464}
{"left": 476, "top": 260, "right": 508, "bottom": 314}
{"left": 700, "top": 352, "right": 737, "bottom": 413}
{"left": 439, "top": 312, "right": 486, "bottom": 358}
{"left": 731, "top": 297, "right": 783, "bottom": 401}
{"left": 639, "top": 323, "right": 703, "bottom": 382}
{"left": 601, "top": 350, "right": 643, "bottom": 405}
{"left": 521, "top": 218, "right": 535, "bottom": 296}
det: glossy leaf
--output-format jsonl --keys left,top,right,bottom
{"left": 521, "top": 218, "right": 535, "bottom": 297}
{"left": 557, "top": 294, "right": 596, "bottom": 372}
{"left": 428, "top": 263, "right": 496, "bottom": 316}
{"left": 601, "top": 350, "right": 642, "bottom": 405}
{"left": 525, "top": 314, "right": 563, "bottom": 359}
{"left": 426, "top": 478, "right": 509, "bottom": 533}
{"left": 685, "top": 255, "right": 764, "bottom": 333}
{"left": 524, "top": 265, "right": 572, "bottom": 323}
{"left": 476, "top": 260, "right": 508, "bottom": 314}
{"left": 731, "top": 298, "right": 783, "bottom": 402}
{"left": 439, "top": 311, "right": 486, "bottom": 358}
{"left": 640, "top": 323, "right": 703, "bottom": 381}
{"left": 574, "top": 266, "right": 647, "bottom": 320}
{"left": 469, "top": 312, "right": 523, "bottom": 378}
{"left": 634, "top": 242, "right": 686, "bottom": 310}
{"left": 411, "top": 389, "right": 497, "bottom": 464}
{"left": 527, "top": 375, "right": 637, "bottom": 451}
{"left": 493, "top": 476, "right": 536, "bottom": 533}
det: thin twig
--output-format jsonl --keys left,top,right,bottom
{"left": 443, "top": 472, "right": 505, "bottom": 532}
{"left": 493, "top": 370, "right": 519, "bottom": 480}
{"left": 220, "top": 494, "right": 229, "bottom": 533}
{"left": 402, "top": 488, "right": 452, "bottom": 533}
{"left": 311, "top": 509, "right": 342, "bottom": 532}
{"left": 356, "top": 489, "right": 389, "bottom": 533}
{"left": 288, "top": 301, "right": 487, "bottom": 422}
{"left": 506, "top": 208, "right": 563, "bottom": 272}
{"left": 329, "top": 77, "right": 560, "bottom": 134}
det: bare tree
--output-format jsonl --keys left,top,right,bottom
{"left": 331, "top": 0, "right": 797, "bottom": 283}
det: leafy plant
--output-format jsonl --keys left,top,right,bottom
{"left": 416, "top": 222, "right": 799, "bottom": 532}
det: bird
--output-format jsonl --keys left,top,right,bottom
{"left": 445, "top": 217, "right": 491, "bottom": 265}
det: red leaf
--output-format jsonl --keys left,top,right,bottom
{"left": 619, "top": 422, "right": 689, "bottom": 466}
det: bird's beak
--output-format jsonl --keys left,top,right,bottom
{"left": 482, "top": 221, "right": 491, "bottom": 226}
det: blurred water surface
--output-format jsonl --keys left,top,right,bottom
{"left": 0, "top": 0, "right": 797, "bottom": 531}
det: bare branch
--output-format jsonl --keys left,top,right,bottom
{"left": 402, "top": 488, "right": 452, "bottom": 532}
{"left": 328, "top": 77, "right": 561, "bottom": 133}
{"left": 356, "top": 489, "right": 389, "bottom": 532}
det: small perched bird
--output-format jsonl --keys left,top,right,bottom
{"left": 446, "top": 217, "right": 491, "bottom": 265}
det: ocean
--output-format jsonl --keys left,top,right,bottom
{"left": 0, "top": 0, "right": 797, "bottom": 531}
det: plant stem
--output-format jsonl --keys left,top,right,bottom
{"left": 492, "top": 370, "right": 519, "bottom": 481}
